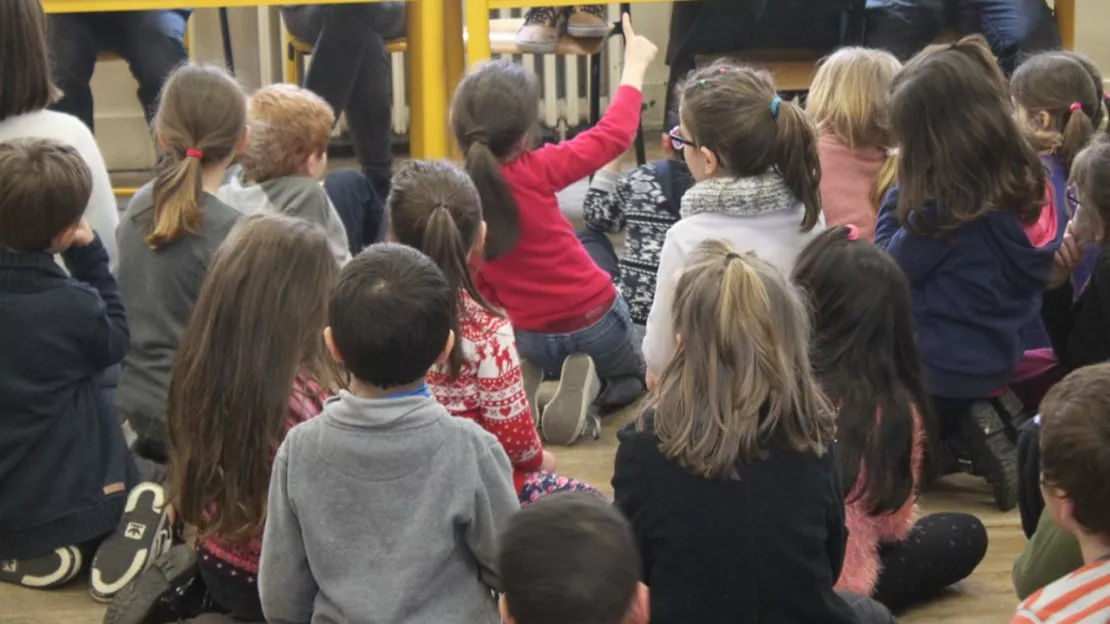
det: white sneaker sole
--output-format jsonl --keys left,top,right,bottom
{"left": 541, "top": 354, "right": 601, "bottom": 445}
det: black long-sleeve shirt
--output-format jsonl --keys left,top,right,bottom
{"left": 1041, "top": 248, "right": 1110, "bottom": 371}
{"left": 612, "top": 416, "right": 857, "bottom": 624}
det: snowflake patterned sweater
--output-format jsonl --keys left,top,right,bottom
{"left": 427, "top": 292, "right": 543, "bottom": 492}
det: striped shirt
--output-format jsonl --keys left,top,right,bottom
{"left": 1013, "top": 558, "right": 1110, "bottom": 623}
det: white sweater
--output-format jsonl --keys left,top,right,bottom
{"left": 0, "top": 110, "right": 119, "bottom": 269}
{"left": 642, "top": 175, "right": 824, "bottom": 375}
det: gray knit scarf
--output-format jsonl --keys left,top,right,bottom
{"left": 680, "top": 171, "right": 801, "bottom": 219}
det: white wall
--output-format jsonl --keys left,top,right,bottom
{"left": 89, "top": 1, "right": 1108, "bottom": 169}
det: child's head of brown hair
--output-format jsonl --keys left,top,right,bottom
{"left": 451, "top": 60, "right": 541, "bottom": 260}
{"left": 890, "top": 35, "right": 1045, "bottom": 236}
{"left": 808, "top": 47, "right": 902, "bottom": 150}
{"left": 239, "top": 84, "right": 335, "bottom": 183}
{"left": 150, "top": 63, "right": 248, "bottom": 249}
{"left": 1011, "top": 52, "right": 1101, "bottom": 173}
{"left": 678, "top": 60, "right": 822, "bottom": 232}
{"left": 0, "top": 139, "right": 92, "bottom": 253}
{"left": 0, "top": 0, "right": 57, "bottom": 122}
{"left": 388, "top": 159, "right": 499, "bottom": 378}
{"left": 1039, "top": 363, "right": 1110, "bottom": 544}
{"left": 1069, "top": 136, "right": 1110, "bottom": 245}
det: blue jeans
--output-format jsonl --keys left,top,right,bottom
{"left": 324, "top": 169, "right": 388, "bottom": 254}
{"left": 864, "top": 0, "right": 1059, "bottom": 73}
{"left": 48, "top": 10, "right": 191, "bottom": 130}
{"left": 515, "top": 297, "right": 645, "bottom": 409}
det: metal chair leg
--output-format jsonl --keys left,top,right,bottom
{"left": 219, "top": 7, "right": 235, "bottom": 74}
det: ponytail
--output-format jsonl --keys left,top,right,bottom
{"left": 423, "top": 204, "right": 499, "bottom": 378}
{"left": 149, "top": 153, "right": 205, "bottom": 248}
{"left": 1059, "top": 105, "right": 1096, "bottom": 173}
{"left": 871, "top": 150, "right": 899, "bottom": 213}
{"left": 464, "top": 141, "right": 520, "bottom": 260}
{"left": 772, "top": 98, "right": 822, "bottom": 232}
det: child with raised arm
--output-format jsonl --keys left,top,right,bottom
{"left": 115, "top": 64, "right": 247, "bottom": 465}
{"left": 259, "top": 244, "right": 518, "bottom": 624}
{"left": 0, "top": 140, "right": 170, "bottom": 601}
{"left": 451, "top": 14, "right": 656, "bottom": 445}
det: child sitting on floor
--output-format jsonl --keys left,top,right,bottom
{"left": 451, "top": 14, "right": 656, "bottom": 445}
{"left": 499, "top": 492, "right": 649, "bottom": 624}
{"left": 1013, "top": 363, "right": 1110, "bottom": 624}
{"left": 613, "top": 239, "right": 890, "bottom": 624}
{"left": 259, "top": 243, "right": 518, "bottom": 624}
{"left": 642, "top": 60, "right": 824, "bottom": 381}
{"left": 388, "top": 159, "right": 592, "bottom": 500}
{"left": 115, "top": 64, "right": 246, "bottom": 466}
{"left": 107, "top": 214, "right": 339, "bottom": 623}
{"left": 216, "top": 83, "right": 353, "bottom": 263}
{"left": 0, "top": 139, "right": 170, "bottom": 601}
{"left": 793, "top": 226, "right": 988, "bottom": 609}
{"left": 875, "top": 35, "right": 1057, "bottom": 509}
{"left": 807, "top": 47, "right": 901, "bottom": 240}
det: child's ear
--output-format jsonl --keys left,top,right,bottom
{"left": 1036, "top": 110, "right": 1054, "bottom": 130}
{"left": 47, "top": 223, "right": 80, "bottom": 254}
{"left": 324, "top": 327, "right": 344, "bottom": 364}
{"left": 699, "top": 146, "right": 720, "bottom": 178}
{"left": 436, "top": 330, "right": 456, "bottom": 365}
{"left": 498, "top": 595, "right": 516, "bottom": 624}
{"left": 234, "top": 126, "right": 251, "bottom": 155}
{"left": 625, "top": 582, "right": 650, "bottom": 624}
{"left": 306, "top": 151, "right": 328, "bottom": 179}
{"left": 473, "top": 221, "right": 488, "bottom": 257}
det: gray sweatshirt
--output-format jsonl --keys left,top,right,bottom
{"left": 115, "top": 183, "right": 241, "bottom": 454}
{"left": 216, "top": 166, "right": 351, "bottom": 264}
{"left": 259, "top": 390, "right": 518, "bottom": 624}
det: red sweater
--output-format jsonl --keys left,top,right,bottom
{"left": 426, "top": 292, "right": 543, "bottom": 492}
{"left": 474, "top": 85, "right": 643, "bottom": 331}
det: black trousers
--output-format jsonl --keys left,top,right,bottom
{"left": 872, "top": 512, "right": 989, "bottom": 610}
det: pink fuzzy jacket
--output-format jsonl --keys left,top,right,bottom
{"left": 835, "top": 409, "right": 925, "bottom": 596}
{"left": 817, "top": 134, "right": 888, "bottom": 240}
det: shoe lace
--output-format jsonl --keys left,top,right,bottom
{"left": 523, "top": 7, "right": 560, "bottom": 24}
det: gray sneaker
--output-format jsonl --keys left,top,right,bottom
{"left": 516, "top": 7, "right": 563, "bottom": 54}
{"left": 541, "top": 354, "right": 601, "bottom": 445}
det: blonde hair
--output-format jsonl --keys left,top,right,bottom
{"left": 150, "top": 64, "right": 247, "bottom": 249}
{"left": 240, "top": 83, "right": 335, "bottom": 183}
{"left": 642, "top": 239, "right": 836, "bottom": 479}
{"left": 809, "top": 47, "right": 901, "bottom": 150}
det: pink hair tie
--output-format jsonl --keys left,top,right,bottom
{"left": 845, "top": 224, "right": 860, "bottom": 241}
{"left": 1070, "top": 102, "right": 1083, "bottom": 112}
{"left": 184, "top": 148, "right": 205, "bottom": 159}
{"left": 1103, "top": 91, "right": 1109, "bottom": 101}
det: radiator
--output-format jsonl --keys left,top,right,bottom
{"left": 383, "top": 4, "right": 623, "bottom": 140}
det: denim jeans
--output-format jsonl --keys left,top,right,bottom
{"left": 283, "top": 3, "right": 406, "bottom": 201}
{"left": 514, "top": 296, "right": 645, "bottom": 410}
{"left": 323, "top": 169, "right": 388, "bottom": 254}
{"left": 48, "top": 10, "right": 191, "bottom": 131}
{"left": 863, "top": 0, "right": 1060, "bottom": 73}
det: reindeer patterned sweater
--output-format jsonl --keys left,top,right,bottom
{"left": 426, "top": 292, "right": 544, "bottom": 492}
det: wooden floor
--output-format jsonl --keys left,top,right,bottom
{"left": 2, "top": 404, "right": 1023, "bottom": 624}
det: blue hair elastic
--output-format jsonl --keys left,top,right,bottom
{"left": 770, "top": 96, "right": 783, "bottom": 119}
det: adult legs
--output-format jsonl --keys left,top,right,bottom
{"left": 111, "top": 10, "right": 191, "bottom": 125}
{"left": 835, "top": 591, "right": 898, "bottom": 624}
{"left": 872, "top": 512, "right": 989, "bottom": 610}
{"left": 953, "top": 0, "right": 1060, "bottom": 74}
{"left": 862, "top": 0, "right": 946, "bottom": 63}
{"left": 48, "top": 14, "right": 102, "bottom": 131}
{"left": 284, "top": 3, "right": 406, "bottom": 202}
{"left": 323, "top": 169, "right": 387, "bottom": 254}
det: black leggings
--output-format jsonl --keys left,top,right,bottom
{"left": 872, "top": 512, "right": 988, "bottom": 610}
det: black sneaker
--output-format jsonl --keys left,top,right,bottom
{"left": 104, "top": 544, "right": 223, "bottom": 624}
{"left": 0, "top": 546, "right": 82, "bottom": 589}
{"left": 90, "top": 482, "right": 173, "bottom": 602}
{"left": 963, "top": 401, "right": 1020, "bottom": 511}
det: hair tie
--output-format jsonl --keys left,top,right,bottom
{"left": 845, "top": 224, "right": 860, "bottom": 241}
{"left": 770, "top": 96, "right": 782, "bottom": 119}
{"left": 1103, "top": 91, "right": 1109, "bottom": 102}
{"left": 184, "top": 148, "right": 204, "bottom": 160}
{"left": 1070, "top": 102, "right": 1083, "bottom": 113}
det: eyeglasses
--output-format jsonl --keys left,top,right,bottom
{"left": 1066, "top": 181, "right": 1080, "bottom": 217}
{"left": 668, "top": 126, "right": 697, "bottom": 163}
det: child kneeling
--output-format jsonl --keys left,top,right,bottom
{"left": 259, "top": 244, "right": 519, "bottom": 623}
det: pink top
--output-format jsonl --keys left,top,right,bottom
{"left": 817, "top": 133, "right": 888, "bottom": 240}
{"left": 836, "top": 408, "right": 925, "bottom": 596}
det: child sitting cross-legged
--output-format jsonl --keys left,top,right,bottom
{"left": 0, "top": 139, "right": 171, "bottom": 601}
{"left": 1013, "top": 363, "right": 1110, "bottom": 624}
{"left": 388, "top": 159, "right": 593, "bottom": 503}
{"left": 259, "top": 243, "right": 519, "bottom": 624}
{"left": 498, "top": 492, "right": 649, "bottom": 624}
{"left": 613, "top": 239, "right": 893, "bottom": 624}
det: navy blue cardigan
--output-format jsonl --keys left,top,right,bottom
{"left": 0, "top": 238, "right": 138, "bottom": 559}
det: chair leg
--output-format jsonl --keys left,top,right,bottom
{"left": 219, "top": 8, "right": 235, "bottom": 74}
{"left": 589, "top": 53, "right": 601, "bottom": 126}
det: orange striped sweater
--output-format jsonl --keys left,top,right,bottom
{"left": 1013, "top": 557, "right": 1110, "bottom": 623}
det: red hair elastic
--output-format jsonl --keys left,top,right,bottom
{"left": 184, "top": 148, "right": 204, "bottom": 159}
{"left": 1070, "top": 102, "right": 1083, "bottom": 112}
{"left": 845, "top": 224, "right": 860, "bottom": 241}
